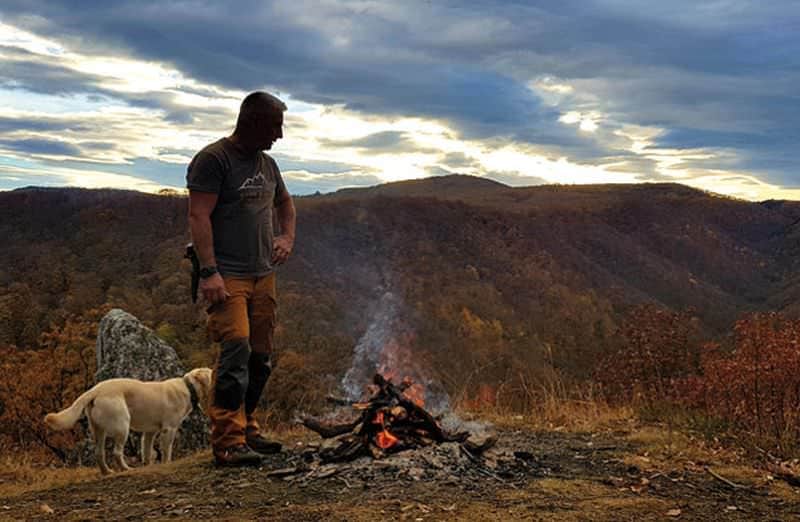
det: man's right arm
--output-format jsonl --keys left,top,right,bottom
{"left": 188, "top": 191, "right": 228, "bottom": 304}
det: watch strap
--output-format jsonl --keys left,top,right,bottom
{"left": 199, "top": 266, "right": 218, "bottom": 279}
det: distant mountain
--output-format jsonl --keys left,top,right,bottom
{"left": 328, "top": 174, "right": 508, "bottom": 200}
{"left": 2, "top": 177, "right": 799, "bottom": 384}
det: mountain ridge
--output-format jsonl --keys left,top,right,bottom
{"left": 2, "top": 177, "right": 799, "bottom": 383}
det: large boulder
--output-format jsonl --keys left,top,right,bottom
{"left": 96, "top": 308, "right": 187, "bottom": 382}
{"left": 69, "top": 308, "right": 208, "bottom": 465}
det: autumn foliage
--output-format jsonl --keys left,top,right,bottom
{"left": 599, "top": 306, "right": 800, "bottom": 454}
{"left": 699, "top": 313, "right": 800, "bottom": 451}
{"left": 4, "top": 182, "right": 800, "bottom": 461}
{"left": 0, "top": 310, "right": 102, "bottom": 460}
{"left": 595, "top": 305, "right": 703, "bottom": 405}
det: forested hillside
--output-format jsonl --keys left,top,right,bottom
{"left": 4, "top": 177, "right": 800, "bottom": 459}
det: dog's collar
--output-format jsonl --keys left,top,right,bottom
{"left": 183, "top": 375, "right": 200, "bottom": 411}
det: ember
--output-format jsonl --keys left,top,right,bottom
{"left": 302, "top": 374, "right": 483, "bottom": 462}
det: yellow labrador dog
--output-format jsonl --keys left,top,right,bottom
{"left": 45, "top": 368, "right": 212, "bottom": 474}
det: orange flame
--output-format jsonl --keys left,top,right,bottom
{"left": 376, "top": 428, "right": 399, "bottom": 449}
{"left": 372, "top": 410, "right": 399, "bottom": 449}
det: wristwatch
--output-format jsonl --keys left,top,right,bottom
{"left": 199, "top": 266, "right": 218, "bottom": 279}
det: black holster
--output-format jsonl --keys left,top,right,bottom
{"left": 185, "top": 243, "right": 200, "bottom": 303}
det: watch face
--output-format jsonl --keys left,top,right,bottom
{"left": 200, "top": 267, "right": 217, "bottom": 278}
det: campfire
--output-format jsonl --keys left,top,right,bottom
{"left": 301, "top": 374, "right": 494, "bottom": 463}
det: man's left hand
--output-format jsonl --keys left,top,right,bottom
{"left": 272, "top": 235, "right": 294, "bottom": 265}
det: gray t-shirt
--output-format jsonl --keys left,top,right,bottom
{"left": 186, "top": 137, "right": 287, "bottom": 277}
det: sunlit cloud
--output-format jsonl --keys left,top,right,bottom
{"left": 0, "top": 0, "right": 798, "bottom": 200}
{"left": 0, "top": 160, "right": 175, "bottom": 193}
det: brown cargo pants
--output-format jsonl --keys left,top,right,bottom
{"left": 206, "top": 273, "right": 276, "bottom": 450}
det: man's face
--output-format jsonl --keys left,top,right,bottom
{"left": 259, "top": 112, "right": 284, "bottom": 150}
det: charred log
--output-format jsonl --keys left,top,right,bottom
{"left": 301, "top": 417, "right": 362, "bottom": 439}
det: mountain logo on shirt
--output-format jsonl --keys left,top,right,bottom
{"left": 238, "top": 171, "right": 270, "bottom": 204}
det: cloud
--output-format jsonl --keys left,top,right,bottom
{"left": 0, "top": 137, "right": 81, "bottom": 156}
{"left": 0, "top": 160, "right": 176, "bottom": 192}
{"left": 0, "top": 1, "right": 798, "bottom": 198}
{"left": 321, "top": 131, "right": 439, "bottom": 154}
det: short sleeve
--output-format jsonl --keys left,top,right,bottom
{"left": 270, "top": 156, "right": 289, "bottom": 205}
{"left": 186, "top": 151, "right": 224, "bottom": 193}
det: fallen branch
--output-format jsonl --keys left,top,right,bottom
{"left": 705, "top": 466, "right": 749, "bottom": 489}
{"left": 266, "top": 467, "right": 304, "bottom": 478}
{"left": 325, "top": 395, "right": 354, "bottom": 407}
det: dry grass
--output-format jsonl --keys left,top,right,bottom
{"left": 625, "top": 425, "right": 743, "bottom": 468}
{"left": 463, "top": 390, "right": 634, "bottom": 433}
{"left": 0, "top": 455, "right": 99, "bottom": 498}
{"left": 0, "top": 451, "right": 214, "bottom": 499}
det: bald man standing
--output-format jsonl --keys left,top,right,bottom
{"left": 187, "top": 91, "right": 296, "bottom": 467}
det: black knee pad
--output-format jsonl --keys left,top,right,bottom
{"left": 214, "top": 338, "right": 251, "bottom": 411}
{"left": 245, "top": 352, "right": 273, "bottom": 414}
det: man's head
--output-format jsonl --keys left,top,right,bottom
{"left": 233, "top": 91, "right": 287, "bottom": 151}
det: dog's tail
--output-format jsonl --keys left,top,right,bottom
{"left": 44, "top": 386, "right": 100, "bottom": 430}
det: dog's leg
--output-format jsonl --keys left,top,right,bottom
{"left": 141, "top": 432, "right": 156, "bottom": 465}
{"left": 93, "top": 426, "right": 112, "bottom": 475}
{"left": 108, "top": 411, "right": 131, "bottom": 471}
{"left": 161, "top": 428, "right": 177, "bottom": 463}
{"left": 111, "top": 432, "right": 131, "bottom": 471}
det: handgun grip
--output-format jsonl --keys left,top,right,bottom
{"left": 185, "top": 243, "right": 200, "bottom": 303}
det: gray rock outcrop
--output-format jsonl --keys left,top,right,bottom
{"left": 95, "top": 308, "right": 187, "bottom": 382}
{"left": 70, "top": 308, "right": 209, "bottom": 465}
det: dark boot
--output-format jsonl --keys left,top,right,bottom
{"left": 246, "top": 433, "right": 282, "bottom": 454}
{"left": 213, "top": 444, "right": 263, "bottom": 467}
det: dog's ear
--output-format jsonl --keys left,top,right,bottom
{"left": 191, "top": 368, "right": 213, "bottom": 412}
{"left": 199, "top": 368, "right": 213, "bottom": 390}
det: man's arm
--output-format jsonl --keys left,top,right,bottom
{"left": 272, "top": 188, "right": 296, "bottom": 265}
{"left": 188, "top": 190, "right": 228, "bottom": 304}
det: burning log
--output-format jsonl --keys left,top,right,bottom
{"left": 302, "top": 373, "right": 471, "bottom": 463}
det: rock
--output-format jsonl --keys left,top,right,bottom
{"left": 68, "top": 308, "right": 208, "bottom": 465}
{"left": 463, "top": 434, "right": 497, "bottom": 454}
{"left": 95, "top": 309, "right": 186, "bottom": 382}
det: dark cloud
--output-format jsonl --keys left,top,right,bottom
{"left": 0, "top": 137, "right": 81, "bottom": 156}
{"left": 440, "top": 152, "right": 481, "bottom": 170}
{"left": 0, "top": 47, "right": 232, "bottom": 131}
{"left": 0, "top": 47, "right": 108, "bottom": 96}
{"left": 320, "top": 131, "right": 438, "bottom": 154}
{"left": 0, "top": 115, "right": 91, "bottom": 133}
{"left": 1, "top": 0, "right": 799, "bottom": 188}
{"left": 271, "top": 154, "right": 359, "bottom": 175}
{"left": 78, "top": 141, "right": 117, "bottom": 151}
{"left": 0, "top": 2, "right": 558, "bottom": 141}
{"left": 652, "top": 126, "right": 800, "bottom": 185}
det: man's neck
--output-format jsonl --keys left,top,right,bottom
{"left": 228, "top": 134, "right": 259, "bottom": 155}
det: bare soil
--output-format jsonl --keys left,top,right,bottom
{"left": 2, "top": 425, "right": 799, "bottom": 521}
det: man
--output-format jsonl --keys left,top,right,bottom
{"left": 186, "top": 91, "right": 296, "bottom": 467}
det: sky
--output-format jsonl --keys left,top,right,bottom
{"left": 0, "top": 1, "right": 798, "bottom": 200}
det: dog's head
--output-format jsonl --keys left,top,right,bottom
{"left": 184, "top": 367, "right": 213, "bottom": 413}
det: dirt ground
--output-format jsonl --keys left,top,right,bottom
{"left": 2, "top": 423, "right": 799, "bottom": 521}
